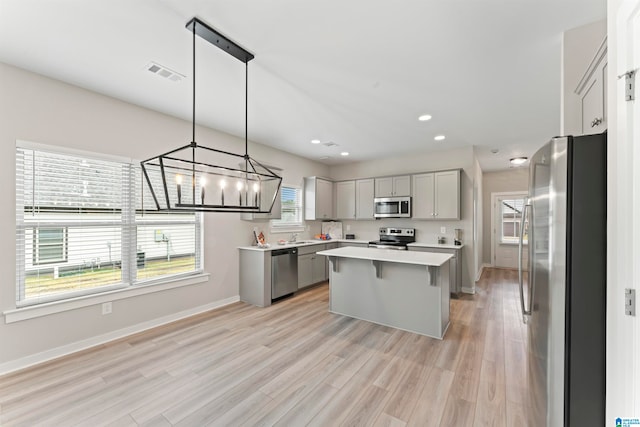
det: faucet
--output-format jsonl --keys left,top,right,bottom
{"left": 290, "top": 233, "right": 298, "bottom": 243}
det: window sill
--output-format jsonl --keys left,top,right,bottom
{"left": 500, "top": 241, "right": 528, "bottom": 246}
{"left": 270, "top": 226, "right": 305, "bottom": 234}
{"left": 3, "top": 272, "right": 210, "bottom": 324}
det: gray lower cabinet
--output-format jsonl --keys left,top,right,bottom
{"left": 408, "top": 246, "right": 462, "bottom": 294}
{"left": 239, "top": 249, "right": 272, "bottom": 307}
{"left": 298, "top": 244, "right": 331, "bottom": 289}
{"left": 298, "top": 253, "right": 314, "bottom": 289}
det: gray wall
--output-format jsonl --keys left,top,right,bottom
{"left": 482, "top": 168, "right": 529, "bottom": 265}
{"left": 0, "top": 62, "right": 329, "bottom": 368}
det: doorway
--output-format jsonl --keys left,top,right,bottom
{"left": 491, "top": 192, "right": 528, "bottom": 269}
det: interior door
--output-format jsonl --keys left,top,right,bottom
{"left": 608, "top": 0, "right": 640, "bottom": 419}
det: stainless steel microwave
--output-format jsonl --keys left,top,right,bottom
{"left": 374, "top": 197, "right": 411, "bottom": 218}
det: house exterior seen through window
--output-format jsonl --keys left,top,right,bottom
{"left": 32, "top": 227, "right": 68, "bottom": 265}
{"left": 500, "top": 198, "right": 528, "bottom": 244}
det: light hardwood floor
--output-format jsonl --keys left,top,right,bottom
{"left": 0, "top": 268, "right": 534, "bottom": 426}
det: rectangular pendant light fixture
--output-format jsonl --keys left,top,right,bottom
{"left": 141, "top": 17, "right": 281, "bottom": 213}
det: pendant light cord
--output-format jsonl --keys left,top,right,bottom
{"left": 245, "top": 61, "right": 249, "bottom": 171}
{"left": 192, "top": 22, "right": 196, "bottom": 204}
{"left": 245, "top": 61, "right": 249, "bottom": 157}
{"left": 192, "top": 23, "right": 196, "bottom": 144}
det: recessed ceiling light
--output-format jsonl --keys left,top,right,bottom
{"left": 311, "top": 139, "right": 321, "bottom": 144}
{"left": 510, "top": 157, "right": 528, "bottom": 165}
{"left": 418, "top": 114, "right": 432, "bottom": 121}
{"left": 434, "top": 135, "right": 446, "bottom": 141}
{"left": 340, "top": 152, "right": 349, "bottom": 156}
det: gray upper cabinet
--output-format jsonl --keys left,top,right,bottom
{"left": 576, "top": 38, "right": 607, "bottom": 135}
{"left": 335, "top": 178, "right": 375, "bottom": 220}
{"left": 412, "top": 170, "right": 460, "bottom": 220}
{"left": 355, "top": 178, "right": 375, "bottom": 219}
{"left": 374, "top": 175, "right": 411, "bottom": 197}
{"left": 335, "top": 180, "right": 356, "bottom": 219}
{"left": 304, "top": 176, "right": 333, "bottom": 220}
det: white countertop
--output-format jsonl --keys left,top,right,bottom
{"left": 238, "top": 239, "right": 464, "bottom": 252}
{"left": 316, "top": 246, "right": 452, "bottom": 267}
{"left": 408, "top": 242, "right": 464, "bottom": 250}
{"left": 238, "top": 239, "right": 369, "bottom": 251}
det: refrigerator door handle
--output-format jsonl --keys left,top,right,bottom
{"left": 518, "top": 203, "right": 532, "bottom": 321}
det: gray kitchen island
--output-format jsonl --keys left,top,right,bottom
{"left": 316, "top": 247, "right": 452, "bottom": 339}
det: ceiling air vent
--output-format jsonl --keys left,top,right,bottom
{"left": 145, "top": 62, "right": 185, "bottom": 82}
{"left": 322, "top": 141, "right": 338, "bottom": 147}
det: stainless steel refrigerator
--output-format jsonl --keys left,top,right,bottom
{"left": 518, "top": 132, "right": 606, "bottom": 426}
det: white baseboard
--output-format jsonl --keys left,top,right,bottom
{"left": 461, "top": 287, "right": 476, "bottom": 294}
{"left": 0, "top": 295, "right": 239, "bottom": 376}
{"left": 475, "top": 263, "right": 492, "bottom": 281}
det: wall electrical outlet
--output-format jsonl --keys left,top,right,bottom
{"left": 102, "top": 302, "right": 113, "bottom": 315}
{"left": 440, "top": 227, "right": 446, "bottom": 234}
{"left": 346, "top": 224, "right": 351, "bottom": 231}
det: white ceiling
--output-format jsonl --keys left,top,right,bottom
{"left": 0, "top": 0, "right": 605, "bottom": 171}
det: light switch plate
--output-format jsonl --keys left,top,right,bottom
{"left": 440, "top": 227, "right": 446, "bottom": 234}
{"left": 625, "top": 289, "right": 636, "bottom": 316}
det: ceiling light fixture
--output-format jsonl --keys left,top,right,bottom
{"left": 140, "top": 18, "right": 281, "bottom": 213}
{"left": 418, "top": 114, "right": 432, "bottom": 121}
{"left": 510, "top": 157, "right": 528, "bottom": 166}
{"left": 311, "top": 139, "right": 321, "bottom": 144}
{"left": 434, "top": 135, "right": 446, "bottom": 141}
{"left": 340, "top": 152, "right": 350, "bottom": 156}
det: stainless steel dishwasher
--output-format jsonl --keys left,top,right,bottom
{"left": 271, "top": 248, "right": 298, "bottom": 300}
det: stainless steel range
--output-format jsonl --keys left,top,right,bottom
{"left": 368, "top": 227, "right": 415, "bottom": 250}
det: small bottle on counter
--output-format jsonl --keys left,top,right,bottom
{"left": 438, "top": 236, "right": 446, "bottom": 244}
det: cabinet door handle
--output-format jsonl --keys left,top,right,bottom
{"left": 591, "top": 117, "right": 603, "bottom": 127}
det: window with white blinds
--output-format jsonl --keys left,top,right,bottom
{"left": 271, "top": 185, "right": 303, "bottom": 230}
{"left": 500, "top": 197, "right": 527, "bottom": 244}
{"left": 15, "top": 143, "right": 202, "bottom": 306}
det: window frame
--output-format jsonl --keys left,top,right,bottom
{"left": 499, "top": 197, "right": 528, "bottom": 245}
{"left": 270, "top": 184, "right": 304, "bottom": 233}
{"left": 15, "top": 141, "right": 203, "bottom": 307}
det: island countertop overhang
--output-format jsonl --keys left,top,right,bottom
{"left": 316, "top": 247, "right": 452, "bottom": 267}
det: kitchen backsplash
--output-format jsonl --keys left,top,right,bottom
{"left": 247, "top": 218, "right": 467, "bottom": 246}
{"left": 337, "top": 218, "right": 467, "bottom": 245}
